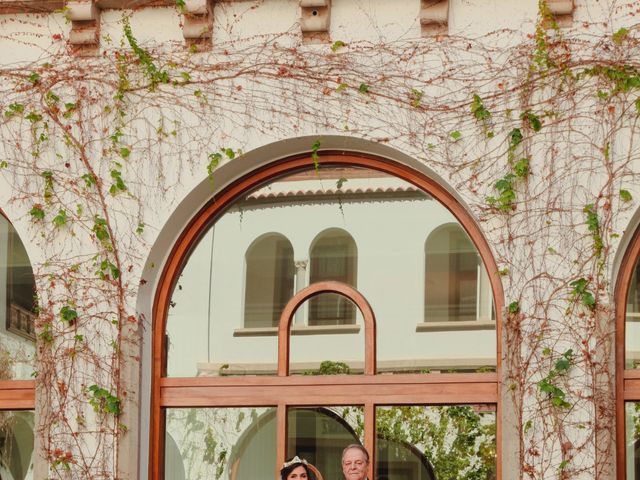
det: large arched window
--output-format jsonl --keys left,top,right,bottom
{"left": 244, "top": 234, "right": 295, "bottom": 328}
{"left": 309, "top": 229, "right": 357, "bottom": 326}
{"left": 0, "top": 212, "right": 36, "bottom": 478}
{"left": 152, "top": 154, "right": 502, "bottom": 479}
{"left": 617, "top": 226, "right": 640, "bottom": 479}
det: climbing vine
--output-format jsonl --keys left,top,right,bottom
{"left": 0, "top": 0, "right": 639, "bottom": 478}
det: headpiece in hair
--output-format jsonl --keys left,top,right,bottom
{"left": 282, "top": 456, "right": 308, "bottom": 469}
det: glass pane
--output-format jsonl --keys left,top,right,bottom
{"left": 165, "top": 407, "right": 276, "bottom": 480}
{"left": 0, "top": 216, "right": 36, "bottom": 380}
{"left": 309, "top": 229, "right": 357, "bottom": 326}
{"left": 425, "top": 225, "right": 482, "bottom": 322}
{"left": 166, "top": 166, "right": 496, "bottom": 377}
{"left": 626, "top": 402, "right": 640, "bottom": 479}
{"left": 0, "top": 410, "right": 35, "bottom": 479}
{"left": 627, "top": 263, "right": 640, "bottom": 368}
{"left": 290, "top": 294, "right": 363, "bottom": 375}
{"left": 245, "top": 234, "right": 295, "bottom": 328}
{"left": 287, "top": 406, "right": 364, "bottom": 480}
{"left": 376, "top": 405, "right": 496, "bottom": 480}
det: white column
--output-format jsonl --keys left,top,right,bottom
{"left": 294, "top": 260, "right": 308, "bottom": 325}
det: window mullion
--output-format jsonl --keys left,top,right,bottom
{"left": 364, "top": 402, "right": 375, "bottom": 480}
{"left": 276, "top": 403, "right": 287, "bottom": 478}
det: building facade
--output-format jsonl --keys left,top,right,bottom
{"left": 0, "top": 0, "right": 640, "bottom": 479}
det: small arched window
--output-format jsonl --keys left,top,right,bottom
{"left": 244, "top": 234, "right": 295, "bottom": 328}
{"left": 424, "top": 224, "right": 492, "bottom": 323}
{"left": 309, "top": 229, "right": 357, "bottom": 325}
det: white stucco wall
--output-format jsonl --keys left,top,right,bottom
{"left": 1, "top": 0, "right": 638, "bottom": 479}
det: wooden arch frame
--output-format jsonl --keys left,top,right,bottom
{"left": 0, "top": 209, "right": 35, "bottom": 410}
{"left": 277, "top": 281, "right": 376, "bottom": 377}
{"left": 276, "top": 281, "right": 376, "bottom": 479}
{"left": 151, "top": 152, "right": 504, "bottom": 479}
{"left": 616, "top": 225, "right": 640, "bottom": 476}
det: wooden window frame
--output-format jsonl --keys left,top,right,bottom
{"left": 150, "top": 152, "right": 504, "bottom": 479}
{"left": 616, "top": 226, "right": 640, "bottom": 476}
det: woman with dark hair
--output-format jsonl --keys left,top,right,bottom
{"left": 280, "top": 456, "right": 310, "bottom": 480}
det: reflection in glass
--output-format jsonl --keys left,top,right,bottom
{"left": 309, "top": 229, "right": 357, "bottom": 326}
{"left": 289, "top": 294, "right": 363, "bottom": 376}
{"left": 0, "top": 216, "right": 36, "bottom": 380}
{"left": 245, "top": 234, "right": 295, "bottom": 328}
{"left": 376, "top": 405, "right": 496, "bottom": 480}
{"left": 0, "top": 410, "right": 34, "bottom": 479}
{"left": 287, "top": 407, "right": 363, "bottom": 480}
{"left": 165, "top": 407, "right": 276, "bottom": 480}
{"left": 425, "top": 224, "right": 488, "bottom": 323}
{"left": 627, "top": 263, "right": 640, "bottom": 368}
{"left": 166, "top": 166, "right": 495, "bottom": 378}
{"left": 627, "top": 403, "right": 640, "bottom": 479}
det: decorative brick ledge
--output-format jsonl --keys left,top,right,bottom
{"left": 66, "top": 0, "right": 100, "bottom": 53}
{"left": 548, "top": 0, "right": 574, "bottom": 27}
{"left": 181, "top": 0, "right": 214, "bottom": 47}
{"left": 300, "top": 0, "right": 330, "bottom": 44}
{"left": 420, "top": 0, "right": 448, "bottom": 37}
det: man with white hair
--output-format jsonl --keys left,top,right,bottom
{"left": 341, "top": 444, "right": 369, "bottom": 480}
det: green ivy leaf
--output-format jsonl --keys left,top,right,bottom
{"left": 471, "top": 94, "right": 491, "bottom": 121}
{"left": 30, "top": 205, "right": 45, "bottom": 220}
{"left": 4, "top": 103, "right": 24, "bottom": 118}
{"left": 509, "top": 128, "right": 523, "bottom": 149}
{"left": 93, "top": 216, "right": 110, "bottom": 243}
{"left": 311, "top": 139, "right": 321, "bottom": 170}
{"left": 450, "top": 130, "right": 461, "bottom": 141}
{"left": 26, "top": 112, "right": 43, "bottom": 123}
{"left": 207, "top": 152, "right": 222, "bottom": 179}
{"left": 513, "top": 158, "right": 530, "bottom": 177}
{"left": 60, "top": 305, "right": 78, "bottom": 323}
{"left": 52, "top": 209, "right": 67, "bottom": 227}
{"left": 88, "top": 385, "right": 121, "bottom": 415}
{"left": 358, "top": 83, "right": 369, "bottom": 94}
{"left": 331, "top": 40, "right": 346, "bottom": 52}
{"left": 45, "top": 91, "right": 60, "bottom": 105}
{"left": 81, "top": 173, "right": 97, "bottom": 188}
{"left": 521, "top": 110, "right": 542, "bottom": 132}
{"left": 621, "top": 189, "right": 633, "bottom": 202}
{"left": 612, "top": 27, "right": 629, "bottom": 45}
{"left": 109, "top": 169, "right": 127, "bottom": 194}
{"left": 411, "top": 89, "right": 423, "bottom": 108}
{"left": 508, "top": 301, "right": 520, "bottom": 314}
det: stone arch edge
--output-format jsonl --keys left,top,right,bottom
{"left": 127, "top": 135, "right": 508, "bottom": 480}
